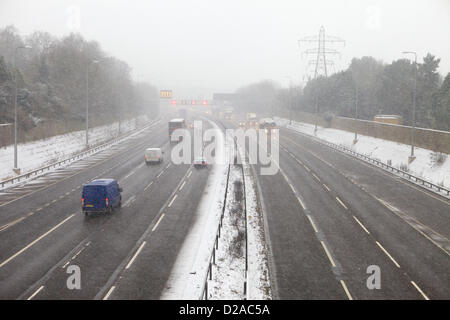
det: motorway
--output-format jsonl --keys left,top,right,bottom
{"left": 0, "top": 109, "right": 449, "bottom": 300}
{"left": 223, "top": 117, "right": 450, "bottom": 300}
{"left": 0, "top": 111, "right": 212, "bottom": 300}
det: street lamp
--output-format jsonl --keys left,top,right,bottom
{"left": 13, "top": 45, "right": 32, "bottom": 174}
{"left": 402, "top": 51, "right": 417, "bottom": 162}
{"left": 285, "top": 76, "right": 293, "bottom": 124}
{"left": 351, "top": 69, "right": 359, "bottom": 144}
{"left": 86, "top": 60, "right": 99, "bottom": 147}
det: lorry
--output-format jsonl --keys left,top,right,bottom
{"left": 168, "top": 118, "right": 186, "bottom": 142}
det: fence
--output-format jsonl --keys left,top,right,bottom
{"left": 285, "top": 125, "right": 450, "bottom": 198}
{"left": 0, "top": 119, "right": 159, "bottom": 189}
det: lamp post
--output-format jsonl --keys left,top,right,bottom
{"left": 285, "top": 76, "right": 293, "bottom": 124}
{"left": 13, "top": 45, "right": 32, "bottom": 174}
{"left": 402, "top": 51, "right": 417, "bottom": 162}
{"left": 86, "top": 60, "right": 99, "bottom": 147}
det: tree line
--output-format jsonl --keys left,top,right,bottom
{"left": 234, "top": 54, "right": 450, "bottom": 131}
{"left": 0, "top": 26, "right": 159, "bottom": 144}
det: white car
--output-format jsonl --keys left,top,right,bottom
{"left": 145, "top": 148, "right": 163, "bottom": 164}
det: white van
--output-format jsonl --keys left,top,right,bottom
{"left": 145, "top": 148, "right": 163, "bottom": 164}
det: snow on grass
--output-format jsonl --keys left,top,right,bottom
{"left": 0, "top": 116, "right": 147, "bottom": 182}
{"left": 242, "top": 159, "right": 272, "bottom": 300}
{"left": 274, "top": 117, "right": 450, "bottom": 189}
{"left": 209, "top": 164, "right": 246, "bottom": 299}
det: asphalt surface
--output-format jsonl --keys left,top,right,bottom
{"left": 0, "top": 111, "right": 212, "bottom": 300}
{"left": 222, "top": 117, "right": 449, "bottom": 300}
{"left": 1, "top": 110, "right": 449, "bottom": 300}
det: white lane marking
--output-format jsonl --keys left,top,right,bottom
{"left": 303, "top": 165, "right": 310, "bottom": 172}
{"left": 297, "top": 196, "right": 306, "bottom": 210}
{"left": 152, "top": 213, "right": 165, "bottom": 232}
{"left": 312, "top": 173, "right": 321, "bottom": 182}
{"left": 187, "top": 170, "right": 192, "bottom": 178}
{"left": 103, "top": 286, "right": 116, "bottom": 300}
{"left": 123, "top": 195, "right": 136, "bottom": 207}
{"left": 340, "top": 280, "right": 353, "bottom": 300}
{"left": 336, "top": 197, "right": 348, "bottom": 210}
{"left": 168, "top": 194, "right": 178, "bottom": 208}
{"left": 320, "top": 241, "right": 336, "bottom": 267}
{"left": 157, "top": 170, "right": 164, "bottom": 178}
{"left": 144, "top": 181, "right": 153, "bottom": 191}
{"left": 323, "top": 184, "right": 330, "bottom": 192}
{"left": 36, "top": 207, "right": 42, "bottom": 211}
{"left": 353, "top": 216, "right": 370, "bottom": 234}
{"left": 375, "top": 241, "right": 400, "bottom": 268}
{"left": 411, "top": 281, "right": 430, "bottom": 300}
{"left": 27, "top": 285, "right": 44, "bottom": 300}
{"left": 0, "top": 216, "right": 26, "bottom": 232}
{"left": 289, "top": 183, "right": 296, "bottom": 194}
{"left": 166, "top": 163, "right": 171, "bottom": 169}
{"left": 0, "top": 214, "right": 75, "bottom": 268}
{"left": 123, "top": 169, "right": 136, "bottom": 181}
{"left": 307, "top": 215, "right": 318, "bottom": 233}
{"left": 179, "top": 181, "right": 186, "bottom": 191}
{"left": 125, "top": 241, "right": 146, "bottom": 270}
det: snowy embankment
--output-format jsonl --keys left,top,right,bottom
{"left": 0, "top": 116, "right": 147, "bottom": 182}
{"left": 275, "top": 117, "right": 450, "bottom": 189}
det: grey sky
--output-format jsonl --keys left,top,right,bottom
{"left": 1, "top": 0, "right": 449, "bottom": 98}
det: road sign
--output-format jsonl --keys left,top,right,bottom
{"left": 160, "top": 90, "right": 173, "bottom": 99}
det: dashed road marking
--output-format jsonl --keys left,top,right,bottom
{"left": 312, "top": 173, "right": 321, "bottom": 182}
{"left": 353, "top": 216, "right": 370, "bottom": 234}
{"left": 168, "top": 194, "right": 178, "bottom": 208}
{"left": 27, "top": 285, "right": 44, "bottom": 300}
{"left": 187, "top": 170, "right": 192, "bottom": 178}
{"left": 179, "top": 181, "right": 186, "bottom": 191}
{"left": 144, "top": 181, "right": 153, "bottom": 191}
{"left": 307, "top": 215, "right": 318, "bottom": 233}
{"left": 297, "top": 196, "right": 306, "bottom": 210}
{"left": 323, "top": 184, "right": 330, "bottom": 192}
{"left": 340, "top": 280, "right": 353, "bottom": 300}
{"left": 320, "top": 241, "right": 336, "bottom": 267}
{"left": 125, "top": 241, "right": 146, "bottom": 270}
{"left": 152, "top": 213, "right": 165, "bottom": 232}
{"left": 336, "top": 197, "right": 348, "bottom": 210}
{"left": 103, "top": 286, "right": 116, "bottom": 300}
{"left": 411, "top": 281, "right": 429, "bottom": 300}
{"left": 157, "top": 170, "right": 164, "bottom": 178}
{"left": 0, "top": 214, "right": 75, "bottom": 268}
{"left": 376, "top": 241, "right": 400, "bottom": 268}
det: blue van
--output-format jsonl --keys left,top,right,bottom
{"left": 82, "top": 179, "right": 122, "bottom": 216}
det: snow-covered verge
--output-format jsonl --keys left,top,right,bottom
{"left": 0, "top": 115, "right": 148, "bottom": 182}
{"left": 274, "top": 117, "right": 450, "bottom": 189}
{"left": 209, "top": 164, "right": 246, "bottom": 299}
{"left": 242, "top": 158, "right": 272, "bottom": 300}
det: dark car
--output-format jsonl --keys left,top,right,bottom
{"left": 82, "top": 179, "right": 122, "bottom": 216}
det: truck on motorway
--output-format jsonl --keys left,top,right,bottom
{"left": 224, "top": 107, "right": 234, "bottom": 120}
{"left": 246, "top": 112, "right": 257, "bottom": 127}
{"left": 168, "top": 118, "right": 186, "bottom": 142}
